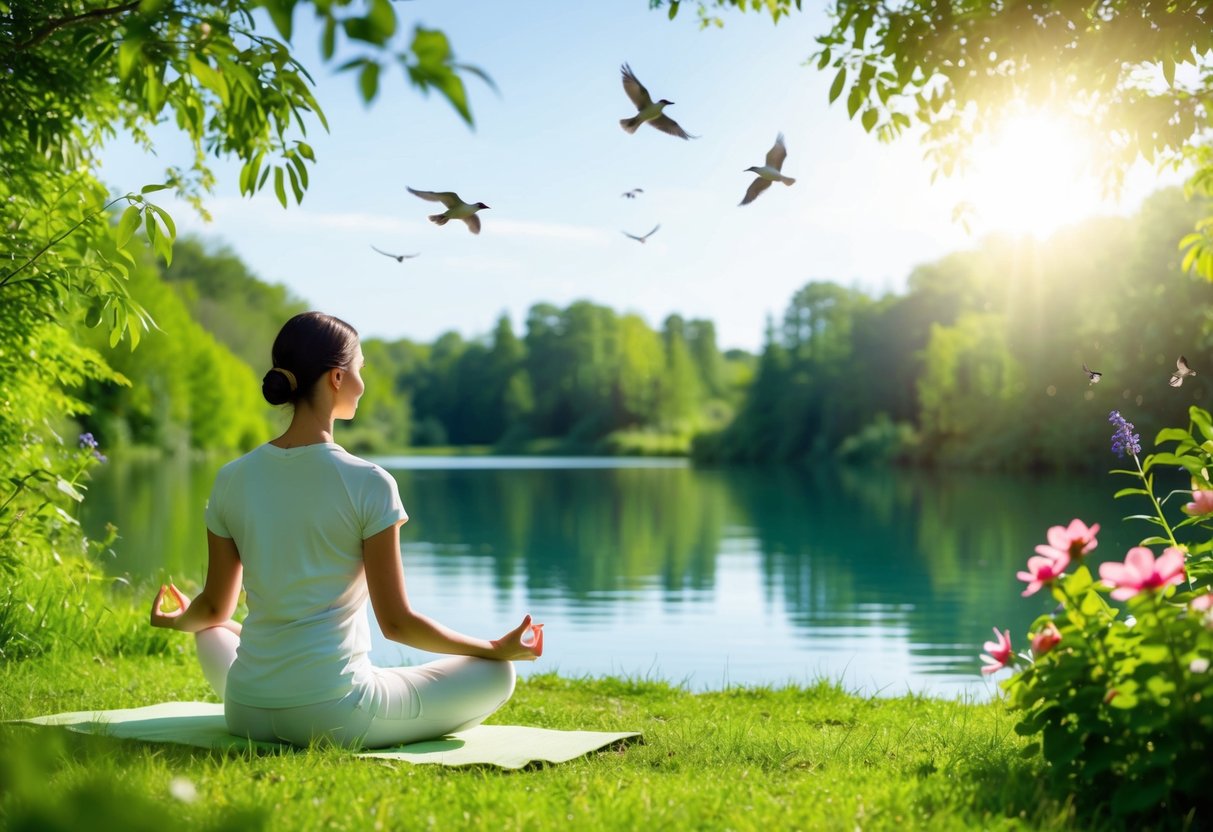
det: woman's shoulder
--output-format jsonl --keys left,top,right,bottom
{"left": 327, "top": 446, "right": 393, "bottom": 480}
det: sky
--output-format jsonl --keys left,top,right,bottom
{"left": 94, "top": 1, "right": 1180, "bottom": 353}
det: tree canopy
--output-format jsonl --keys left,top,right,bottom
{"left": 0, "top": 0, "right": 487, "bottom": 654}
{"left": 663, "top": 0, "right": 1213, "bottom": 276}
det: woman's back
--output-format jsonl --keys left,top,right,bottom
{"left": 206, "top": 441, "right": 406, "bottom": 708}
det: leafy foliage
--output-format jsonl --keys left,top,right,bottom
{"left": 698, "top": 190, "right": 1213, "bottom": 469}
{"left": 662, "top": 0, "right": 1213, "bottom": 280}
{"left": 345, "top": 305, "right": 747, "bottom": 453}
{"left": 0, "top": 0, "right": 483, "bottom": 659}
{"left": 990, "top": 409, "right": 1213, "bottom": 823}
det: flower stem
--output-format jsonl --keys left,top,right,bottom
{"left": 1132, "top": 451, "right": 1179, "bottom": 548}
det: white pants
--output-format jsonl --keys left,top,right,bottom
{"left": 195, "top": 627, "right": 516, "bottom": 749}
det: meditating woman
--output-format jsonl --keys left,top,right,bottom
{"left": 149, "top": 311, "right": 541, "bottom": 748}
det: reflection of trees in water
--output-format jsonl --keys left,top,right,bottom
{"left": 723, "top": 465, "right": 1135, "bottom": 675}
{"left": 393, "top": 467, "right": 727, "bottom": 598}
{"left": 83, "top": 457, "right": 1142, "bottom": 679}
{"left": 80, "top": 456, "right": 223, "bottom": 584}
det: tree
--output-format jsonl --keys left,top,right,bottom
{"left": 663, "top": 0, "right": 1213, "bottom": 277}
{"left": 0, "top": 0, "right": 487, "bottom": 651}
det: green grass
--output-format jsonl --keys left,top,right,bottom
{"left": 0, "top": 651, "right": 1102, "bottom": 831}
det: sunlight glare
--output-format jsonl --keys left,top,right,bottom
{"left": 961, "top": 111, "right": 1108, "bottom": 238}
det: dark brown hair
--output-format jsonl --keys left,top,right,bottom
{"left": 262, "top": 312, "right": 360, "bottom": 406}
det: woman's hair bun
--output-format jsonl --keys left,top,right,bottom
{"left": 262, "top": 368, "right": 295, "bottom": 406}
{"left": 264, "top": 312, "right": 359, "bottom": 407}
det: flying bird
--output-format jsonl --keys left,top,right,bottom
{"left": 622, "top": 224, "right": 660, "bottom": 244}
{"left": 1082, "top": 363, "right": 1102, "bottom": 385}
{"left": 371, "top": 245, "right": 419, "bottom": 262}
{"left": 407, "top": 187, "right": 490, "bottom": 234}
{"left": 1170, "top": 355, "right": 1196, "bottom": 387}
{"left": 740, "top": 133, "right": 796, "bottom": 206}
{"left": 619, "top": 64, "right": 697, "bottom": 140}
{"left": 622, "top": 188, "right": 644, "bottom": 199}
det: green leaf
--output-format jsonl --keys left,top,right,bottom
{"left": 84, "top": 299, "right": 105, "bottom": 329}
{"left": 358, "top": 61, "right": 380, "bottom": 103}
{"left": 1192, "top": 407, "right": 1213, "bottom": 441}
{"left": 861, "top": 107, "right": 878, "bottom": 132}
{"left": 148, "top": 204, "right": 176, "bottom": 240}
{"left": 368, "top": 0, "right": 396, "bottom": 39}
{"left": 1138, "top": 535, "right": 1173, "bottom": 546}
{"left": 668, "top": 0, "right": 679, "bottom": 20}
{"left": 289, "top": 155, "right": 309, "bottom": 192}
{"left": 1182, "top": 241, "right": 1201, "bottom": 274}
{"left": 407, "top": 28, "right": 472, "bottom": 124}
{"left": 829, "top": 66, "right": 847, "bottom": 103}
{"left": 139, "top": 183, "right": 170, "bottom": 195}
{"left": 286, "top": 163, "right": 303, "bottom": 204}
{"left": 321, "top": 18, "right": 336, "bottom": 60}
{"left": 188, "top": 54, "right": 228, "bottom": 104}
{"left": 273, "top": 167, "right": 287, "bottom": 209}
{"left": 1155, "top": 427, "right": 1193, "bottom": 444}
{"left": 56, "top": 477, "right": 83, "bottom": 502}
{"left": 115, "top": 205, "right": 141, "bottom": 249}
{"left": 52, "top": 506, "right": 80, "bottom": 526}
{"left": 1114, "top": 487, "right": 1150, "bottom": 498}
{"left": 816, "top": 48, "right": 831, "bottom": 70}
{"left": 265, "top": 0, "right": 296, "bottom": 41}
{"left": 846, "top": 83, "right": 863, "bottom": 118}
{"left": 117, "top": 40, "right": 141, "bottom": 80}
{"left": 144, "top": 64, "right": 165, "bottom": 115}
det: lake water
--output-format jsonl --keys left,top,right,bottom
{"left": 80, "top": 454, "right": 1148, "bottom": 699}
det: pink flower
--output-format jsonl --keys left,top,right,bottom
{"left": 1184, "top": 490, "right": 1213, "bottom": 516}
{"left": 1098, "top": 546, "right": 1187, "bottom": 601}
{"left": 1031, "top": 623, "right": 1062, "bottom": 657}
{"left": 1191, "top": 593, "right": 1213, "bottom": 611}
{"left": 980, "top": 627, "right": 1014, "bottom": 675}
{"left": 1017, "top": 549, "right": 1070, "bottom": 597}
{"left": 1037, "top": 519, "right": 1100, "bottom": 562}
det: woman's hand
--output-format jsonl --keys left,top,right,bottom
{"left": 150, "top": 583, "right": 191, "bottom": 630}
{"left": 489, "top": 614, "right": 544, "bottom": 661}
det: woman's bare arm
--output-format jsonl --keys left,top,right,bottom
{"left": 363, "top": 523, "right": 538, "bottom": 661}
{"left": 150, "top": 531, "right": 243, "bottom": 633}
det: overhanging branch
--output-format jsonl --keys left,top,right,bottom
{"left": 13, "top": 1, "right": 142, "bottom": 51}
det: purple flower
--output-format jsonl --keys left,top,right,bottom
{"left": 1108, "top": 411, "right": 1141, "bottom": 458}
{"left": 78, "top": 432, "right": 106, "bottom": 463}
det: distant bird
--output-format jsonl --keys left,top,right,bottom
{"left": 1170, "top": 355, "right": 1196, "bottom": 387}
{"left": 407, "top": 187, "right": 490, "bottom": 234}
{"left": 1082, "top": 363, "right": 1102, "bottom": 385}
{"left": 740, "top": 133, "right": 796, "bottom": 206}
{"left": 622, "top": 224, "right": 660, "bottom": 244}
{"left": 619, "top": 64, "right": 697, "bottom": 140}
{"left": 371, "top": 245, "right": 419, "bottom": 262}
{"left": 622, "top": 188, "right": 644, "bottom": 199}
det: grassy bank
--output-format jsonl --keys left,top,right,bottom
{"left": 0, "top": 651, "right": 1097, "bottom": 831}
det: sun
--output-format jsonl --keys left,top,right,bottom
{"left": 959, "top": 110, "right": 1109, "bottom": 238}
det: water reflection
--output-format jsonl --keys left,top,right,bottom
{"left": 80, "top": 454, "right": 1141, "bottom": 696}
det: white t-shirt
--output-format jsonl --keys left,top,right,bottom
{"left": 204, "top": 442, "right": 408, "bottom": 708}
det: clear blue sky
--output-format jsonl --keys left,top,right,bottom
{"left": 95, "top": 1, "right": 1170, "bottom": 352}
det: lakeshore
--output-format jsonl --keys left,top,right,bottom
{"left": 1, "top": 649, "right": 1075, "bottom": 832}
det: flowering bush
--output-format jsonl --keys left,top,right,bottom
{"left": 984, "top": 407, "right": 1213, "bottom": 821}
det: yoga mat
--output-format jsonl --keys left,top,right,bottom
{"left": 12, "top": 702, "right": 640, "bottom": 769}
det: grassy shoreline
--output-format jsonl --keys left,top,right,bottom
{"left": 0, "top": 650, "right": 1098, "bottom": 831}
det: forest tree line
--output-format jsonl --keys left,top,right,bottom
{"left": 79, "top": 187, "right": 1213, "bottom": 471}
{"left": 698, "top": 188, "right": 1213, "bottom": 470}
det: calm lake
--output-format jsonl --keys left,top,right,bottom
{"left": 80, "top": 454, "right": 1147, "bottom": 699}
